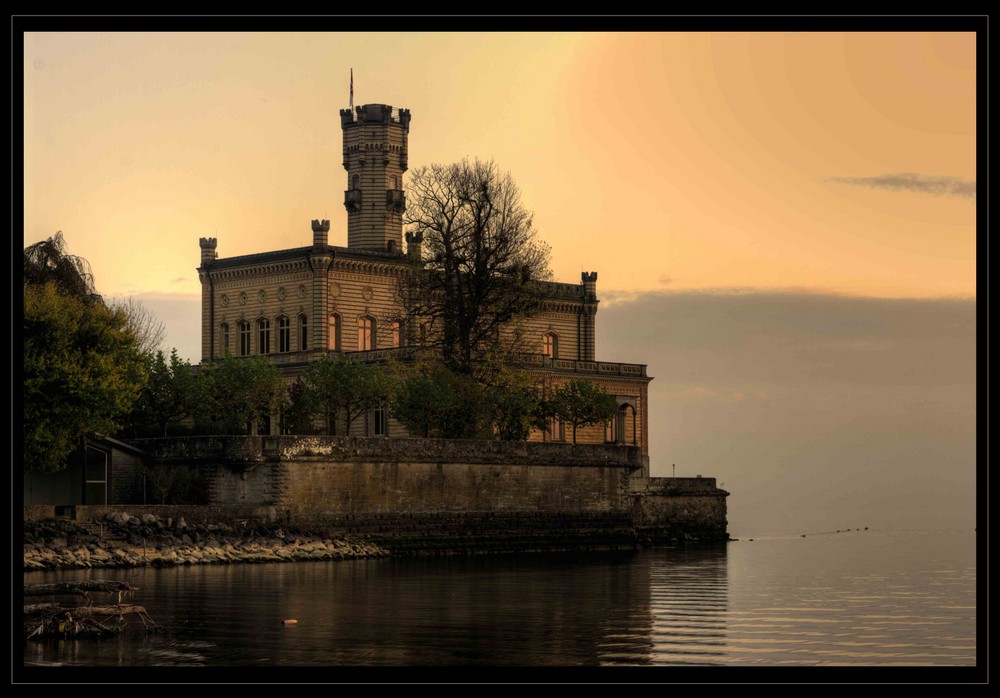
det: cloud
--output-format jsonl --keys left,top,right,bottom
{"left": 827, "top": 173, "right": 976, "bottom": 199}
{"left": 171, "top": 276, "right": 187, "bottom": 284}
{"left": 657, "top": 274, "right": 672, "bottom": 286}
{"left": 597, "top": 289, "right": 976, "bottom": 534}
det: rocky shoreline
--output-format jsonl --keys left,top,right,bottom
{"left": 23, "top": 513, "right": 389, "bottom": 571}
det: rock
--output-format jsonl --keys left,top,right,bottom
{"left": 49, "top": 537, "right": 67, "bottom": 549}
{"left": 180, "top": 534, "right": 193, "bottom": 545}
{"left": 119, "top": 512, "right": 132, "bottom": 524}
{"left": 141, "top": 513, "right": 158, "bottom": 524}
{"left": 176, "top": 517, "right": 187, "bottom": 530}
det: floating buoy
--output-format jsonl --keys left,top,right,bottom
{"left": 283, "top": 619, "right": 298, "bottom": 625}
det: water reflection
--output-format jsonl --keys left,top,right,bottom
{"left": 22, "top": 531, "right": 974, "bottom": 667}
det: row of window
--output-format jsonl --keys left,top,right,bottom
{"left": 219, "top": 315, "right": 403, "bottom": 356}
{"left": 220, "top": 318, "right": 561, "bottom": 360}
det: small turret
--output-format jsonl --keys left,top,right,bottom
{"left": 199, "top": 237, "right": 218, "bottom": 266}
{"left": 582, "top": 271, "right": 598, "bottom": 300}
{"left": 405, "top": 230, "right": 423, "bottom": 261}
{"left": 312, "top": 219, "right": 330, "bottom": 248}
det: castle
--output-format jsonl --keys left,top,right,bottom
{"left": 197, "top": 103, "right": 651, "bottom": 466}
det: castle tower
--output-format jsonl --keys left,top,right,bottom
{"left": 340, "top": 103, "right": 411, "bottom": 251}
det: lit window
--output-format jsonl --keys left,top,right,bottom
{"left": 258, "top": 318, "right": 270, "bottom": 355}
{"left": 220, "top": 323, "right": 229, "bottom": 357}
{"left": 239, "top": 321, "right": 251, "bottom": 356}
{"left": 358, "top": 316, "right": 375, "bottom": 351}
{"left": 328, "top": 314, "right": 341, "bottom": 351}
{"left": 278, "top": 316, "right": 291, "bottom": 353}
{"left": 299, "top": 315, "right": 308, "bottom": 351}
{"left": 392, "top": 321, "right": 401, "bottom": 348}
{"left": 542, "top": 332, "right": 558, "bottom": 359}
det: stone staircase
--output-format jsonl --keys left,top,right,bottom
{"left": 78, "top": 521, "right": 127, "bottom": 545}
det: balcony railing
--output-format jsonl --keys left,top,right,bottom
{"left": 344, "top": 189, "right": 362, "bottom": 213}
{"left": 214, "top": 348, "right": 646, "bottom": 378}
{"left": 386, "top": 189, "right": 405, "bottom": 213}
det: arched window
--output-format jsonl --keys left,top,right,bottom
{"left": 542, "top": 332, "right": 558, "bottom": 359}
{"left": 358, "top": 316, "right": 376, "bottom": 351}
{"left": 277, "top": 316, "right": 291, "bottom": 353}
{"left": 391, "top": 321, "right": 401, "bottom": 348}
{"left": 328, "top": 313, "right": 341, "bottom": 351}
{"left": 220, "top": 323, "right": 229, "bottom": 357}
{"left": 239, "top": 321, "right": 251, "bottom": 356}
{"left": 258, "top": 318, "right": 270, "bottom": 355}
{"left": 298, "top": 314, "right": 308, "bottom": 351}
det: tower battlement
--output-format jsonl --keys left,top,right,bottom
{"left": 340, "top": 103, "right": 411, "bottom": 251}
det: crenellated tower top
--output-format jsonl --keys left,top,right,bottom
{"left": 340, "top": 104, "right": 411, "bottom": 252}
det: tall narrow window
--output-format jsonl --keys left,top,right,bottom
{"left": 352, "top": 174, "right": 360, "bottom": 190}
{"left": 373, "top": 406, "right": 387, "bottom": 437}
{"left": 358, "top": 316, "right": 375, "bottom": 351}
{"left": 278, "top": 316, "right": 291, "bottom": 353}
{"left": 391, "top": 321, "right": 401, "bottom": 348}
{"left": 220, "top": 323, "right": 229, "bottom": 357}
{"left": 390, "top": 174, "right": 398, "bottom": 189}
{"left": 549, "top": 416, "right": 564, "bottom": 442}
{"left": 258, "top": 318, "right": 271, "bottom": 355}
{"left": 542, "top": 332, "right": 558, "bottom": 359}
{"left": 299, "top": 314, "right": 308, "bottom": 351}
{"left": 328, "top": 314, "right": 341, "bottom": 351}
{"left": 239, "top": 321, "right": 251, "bottom": 356}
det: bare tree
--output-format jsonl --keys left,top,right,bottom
{"left": 401, "top": 159, "right": 552, "bottom": 375}
{"left": 109, "top": 296, "right": 167, "bottom": 357}
{"left": 23, "top": 231, "right": 100, "bottom": 302}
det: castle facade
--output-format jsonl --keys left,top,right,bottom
{"left": 197, "top": 104, "right": 651, "bottom": 464}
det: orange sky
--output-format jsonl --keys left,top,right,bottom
{"left": 22, "top": 31, "right": 976, "bottom": 301}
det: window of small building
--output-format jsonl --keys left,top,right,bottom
{"left": 328, "top": 313, "right": 341, "bottom": 351}
{"left": 543, "top": 332, "right": 559, "bottom": 359}
{"left": 84, "top": 446, "right": 107, "bottom": 505}
{"left": 239, "top": 321, "right": 251, "bottom": 356}
{"left": 277, "top": 316, "right": 291, "bottom": 353}
{"left": 299, "top": 314, "right": 308, "bottom": 351}
{"left": 391, "top": 321, "right": 401, "bottom": 348}
{"left": 220, "top": 323, "right": 229, "bottom": 357}
{"left": 358, "top": 316, "right": 376, "bottom": 351}
{"left": 258, "top": 318, "right": 271, "bottom": 355}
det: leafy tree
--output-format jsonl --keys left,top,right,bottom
{"left": 23, "top": 282, "right": 147, "bottom": 473}
{"left": 401, "top": 158, "right": 552, "bottom": 374}
{"left": 484, "top": 363, "right": 546, "bottom": 441}
{"left": 549, "top": 380, "right": 619, "bottom": 444}
{"left": 193, "top": 356, "right": 287, "bottom": 435}
{"left": 390, "top": 363, "right": 493, "bottom": 440}
{"left": 300, "top": 357, "right": 394, "bottom": 435}
{"left": 23, "top": 231, "right": 99, "bottom": 302}
{"left": 127, "top": 349, "right": 194, "bottom": 437}
{"left": 281, "top": 377, "right": 318, "bottom": 435}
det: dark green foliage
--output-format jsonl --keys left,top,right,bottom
{"left": 192, "top": 356, "right": 287, "bottom": 435}
{"left": 549, "top": 380, "right": 619, "bottom": 444}
{"left": 127, "top": 349, "right": 193, "bottom": 437}
{"left": 23, "top": 282, "right": 147, "bottom": 473}
{"left": 299, "top": 357, "right": 394, "bottom": 435}
{"left": 487, "top": 366, "right": 547, "bottom": 441}
{"left": 390, "top": 364, "right": 494, "bottom": 439}
{"left": 23, "top": 231, "right": 99, "bottom": 303}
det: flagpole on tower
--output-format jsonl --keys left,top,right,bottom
{"left": 350, "top": 68, "right": 354, "bottom": 109}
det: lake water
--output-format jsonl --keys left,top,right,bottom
{"left": 21, "top": 529, "right": 977, "bottom": 671}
